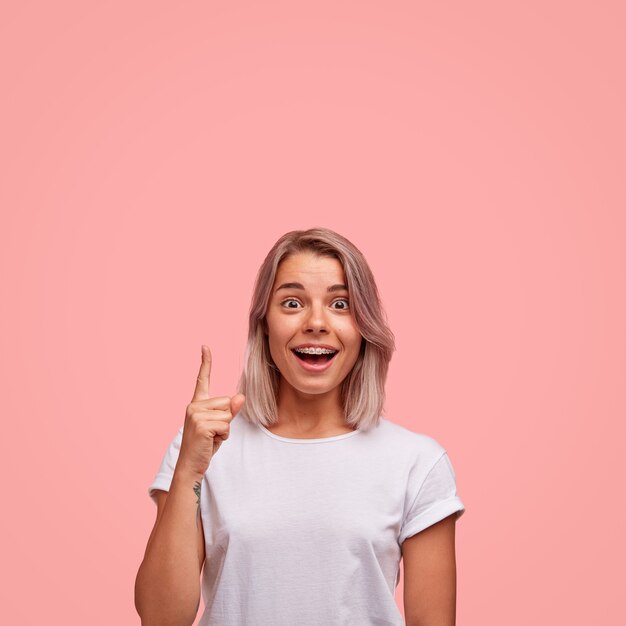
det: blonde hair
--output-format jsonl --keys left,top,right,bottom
{"left": 236, "top": 227, "right": 396, "bottom": 432}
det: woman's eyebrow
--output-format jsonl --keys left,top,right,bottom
{"left": 274, "top": 282, "right": 348, "bottom": 294}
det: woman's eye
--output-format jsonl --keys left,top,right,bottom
{"left": 283, "top": 298, "right": 300, "bottom": 309}
{"left": 332, "top": 298, "right": 350, "bottom": 310}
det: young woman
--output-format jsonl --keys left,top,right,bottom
{"left": 135, "top": 227, "right": 466, "bottom": 626}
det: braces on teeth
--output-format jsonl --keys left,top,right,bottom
{"left": 294, "top": 347, "right": 336, "bottom": 355}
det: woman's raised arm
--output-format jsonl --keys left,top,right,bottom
{"left": 135, "top": 470, "right": 206, "bottom": 626}
{"left": 135, "top": 346, "right": 244, "bottom": 626}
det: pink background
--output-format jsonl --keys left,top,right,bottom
{"left": 2, "top": 1, "right": 624, "bottom": 624}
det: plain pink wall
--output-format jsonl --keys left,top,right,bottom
{"left": 1, "top": 1, "right": 624, "bottom": 624}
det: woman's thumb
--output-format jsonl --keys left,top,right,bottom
{"left": 231, "top": 393, "right": 246, "bottom": 416}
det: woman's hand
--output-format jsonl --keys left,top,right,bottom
{"left": 177, "top": 345, "right": 245, "bottom": 477}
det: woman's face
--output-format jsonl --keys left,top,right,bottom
{"left": 265, "top": 251, "right": 363, "bottom": 400}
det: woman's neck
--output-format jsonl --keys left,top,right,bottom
{"left": 271, "top": 383, "right": 352, "bottom": 436}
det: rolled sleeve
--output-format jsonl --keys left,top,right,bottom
{"left": 399, "top": 451, "right": 465, "bottom": 545}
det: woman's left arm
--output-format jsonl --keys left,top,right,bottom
{"left": 401, "top": 513, "right": 458, "bottom": 626}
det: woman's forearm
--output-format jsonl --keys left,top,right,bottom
{"left": 135, "top": 468, "right": 205, "bottom": 626}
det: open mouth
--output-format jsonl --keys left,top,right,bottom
{"left": 291, "top": 349, "right": 338, "bottom": 365}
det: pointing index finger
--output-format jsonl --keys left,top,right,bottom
{"left": 192, "top": 344, "right": 212, "bottom": 402}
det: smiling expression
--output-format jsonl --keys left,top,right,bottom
{"left": 265, "top": 251, "right": 363, "bottom": 399}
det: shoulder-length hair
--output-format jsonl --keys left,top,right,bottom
{"left": 235, "top": 227, "right": 396, "bottom": 432}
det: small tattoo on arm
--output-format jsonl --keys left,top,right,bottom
{"left": 193, "top": 480, "right": 202, "bottom": 528}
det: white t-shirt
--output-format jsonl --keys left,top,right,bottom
{"left": 148, "top": 411, "right": 466, "bottom": 626}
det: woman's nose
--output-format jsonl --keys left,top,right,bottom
{"left": 303, "top": 302, "right": 328, "bottom": 332}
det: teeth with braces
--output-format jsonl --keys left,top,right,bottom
{"left": 294, "top": 347, "right": 336, "bottom": 355}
